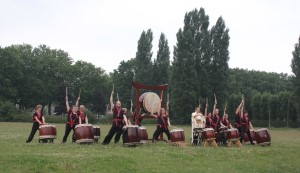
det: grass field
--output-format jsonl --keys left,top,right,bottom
{"left": 0, "top": 122, "right": 299, "bottom": 173}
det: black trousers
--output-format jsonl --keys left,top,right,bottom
{"left": 62, "top": 124, "right": 76, "bottom": 143}
{"left": 102, "top": 122, "right": 123, "bottom": 144}
{"left": 240, "top": 127, "right": 254, "bottom": 144}
{"left": 26, "top": 122, "right": 40, "bottom": 142}
{"left": 153, "top": 126, "right": 171, "bottom": 141}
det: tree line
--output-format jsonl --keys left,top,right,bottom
{"left": 1, "top": 7, "right": 300, "bottom": 127}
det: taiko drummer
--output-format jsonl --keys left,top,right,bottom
{"left": 151, "top": 97, "right": 172, "bottom": 142}
{"left": 76, "top": 95, "right": 89, "bottom": 124}
{"left": 102, "top": 86, "right": 129, "bottom": 145}
{"left": 62, "top": 96, "right": 80, "bottom": 143}
{"left": 26, "top": 104, "right": 45, "bottom": 143}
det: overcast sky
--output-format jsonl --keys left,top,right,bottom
{"left": 1, "top": 0, "right": 300, "bottom": 75}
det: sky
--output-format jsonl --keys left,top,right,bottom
{"left": 1, "top": 0, "right": 300, "bottom": 75}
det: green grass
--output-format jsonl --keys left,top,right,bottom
{"left": 0, "top": 122, "right": 299, "bottom": 173}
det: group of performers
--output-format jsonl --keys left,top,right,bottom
{"left": 26, "top": 86, "right": 254, "bottom": 147}
{"left": 191, "top": 95, "right": 255, "bottom": 146}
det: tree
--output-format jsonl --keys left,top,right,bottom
{"left": 170, "top": 12, "right": 199, "bottom": 123}
{"left": 291, "top": 36, "right": 300, "bottom": 121}
{"left": 153, "top": 33, "right": 170, "bottom": 86}
{"left": 111, "top": 58, "right": 135, "bottom": 108}
{"left": 209, "top": 17, "right": 230, "bottom": 108}
{"left": 134, "top": 29, "right": 153, "bottom": 85}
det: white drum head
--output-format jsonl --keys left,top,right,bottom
{"left": 171, "top": 129, "right": 184, "bottom": 132}
{"left": 142, "top": 92, "right": 161, "bottom": 113}
{"left": 39, "top": 124, "right": 55, "bottom": 128}
{"left": 203, "top": 128, "right": 214, "bottom": 131}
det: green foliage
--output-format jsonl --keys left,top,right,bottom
{"left": 153, "top": 33, "right": 170, "bottom": 86}
{"left": 170, "top": 8, "right": 230, "bottom": 123}
{"left": 111, "top": 59, "right": 135, "bottom": 108}
{"left": 134, "top": 29, "right": 154, "bottom": 85}
{"left": 0, "top": 101, "right": 16, "bottom": 121}
{"left": 291, "top": 36, "right": 300, "bottom": 121}
{"left": 0, "top": 44, "right": 110, "bottom": 116}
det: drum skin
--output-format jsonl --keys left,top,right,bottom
{"left": 75, "top": 124, "right": 94, "bottom": 143}
{"left": 170, "top": 129, "right": 185, "bottom": 142}
{"left": 227, "top": 129, "right": 239, "bottom": 140}
{"left": 138, "top": 126, "right": 148, "bottom": 142}
{"left": 202, "top": 128, "right": 215, "bottom": 140}
{"left": 244, "top": 129, "right": 256, "bottom": 143}
{"left": 139, "top": 92, "right": 161, "bottom": 113}
{"left": 123, "top": 125, "right": 140, "bottom": 144}
{"left": 39, "top": 125, "right": 57, "bottom": 139}
{"left": 255, "top": 128, "right": 271, "bottom": 145}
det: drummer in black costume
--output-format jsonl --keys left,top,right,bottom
{"left": 62, "top": 96, "right": 80, "bottom": 143}
{"left": 151, "top": 96, "right": 172, "bottom": 142}
{"left": 75, "top": 95, "right": 89, "bottom": 124}
{"left": 102, "top": 86, "right": 129, "bottom": 145}
{"left": 26, "top": 104, "right": 45, "bottom": 143}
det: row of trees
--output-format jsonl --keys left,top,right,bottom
{"left": 1, "top": 7, "right": 300, "bottom": 127}
{"left": 0, "top": 44, "right": 111, "bottom": 115}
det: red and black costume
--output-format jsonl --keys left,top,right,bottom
{"left": 62, "top": 110, "right": 79, "bottom": 143}
{"left": 26, "top": 112, "right": 44, "bottom": 143}
{"left": 79, "top": 111, "right": 88, "bottom": 124}
{"left": 235, "top": 112, "right": 241, "bottom": 132}
{"left": 205, "top": 116, "right": 213, "bottom": 128}
{"left": 220, "top": 117, "right": 231, "bottom": 145}
{"left": 212, "top": 114, "right": 220, "bottom": 131}
{"left": 152, "top": 113, "right": 170, "bottom": 141}
{"left": 239, "top": 116, "right": 254, "bottom": 144}
{"left": 102, "top": 106, "right": 126, "bottom": 144}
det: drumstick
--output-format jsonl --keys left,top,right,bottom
{"left": 66, "top": 86, "right": 68, "bottom": 97}
{"left": 79, "top": 89, "right": 81, "bottom": 98}
{"left": 117, "top": 93, "right": 119, "bottom": 101}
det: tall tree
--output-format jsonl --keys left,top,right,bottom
{"left": 134, "top": 29, "right": 153, "bottom": 85}
{"left": 291, "top": 36, "right": 300, "bottom": 121}
{"left": 209, "top": 17, "right": 230, "bottom": 108}
{"left": 193, "top": 8, "right": 211, "bottom": 99}
{"left": 170, "top": 12, "right": 199, "bottom": 123}
{"left": 153, "top": 33, "right": 170, "bottom": 86}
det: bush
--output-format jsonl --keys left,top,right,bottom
{"left": 0, "top": 101, "right": 17, "bottom": 121}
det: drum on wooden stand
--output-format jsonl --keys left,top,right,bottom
{"left": 227, "top": 128, "right": 240, "bottom": 141}
{"left": 75, "top": 124, "right": 94, "bottom": 144}
{"left": 202, "top": 128, "right": 215, "bottom": 141}
{"left": 39, "top": 124, "right": 57, "bottom": 143}
{"left": 255, "top": 128, "right": 271, "bottom": 146}
{"left": 170, "top": 129, "right": 185, "bottom": 142}
{"left": 139, "top": 92, "right": 161, "bottom": 113}
{"left": 138, "top": 126, "right": 148, "bottom": 143}
{"left": 122, "top": 125, "right": 140, "bottom": 146}
{"left": 244, "top": 129, "right": 256, "bottom": 144}
{"left": 93, "top": 126, "right": 101, "bottom": 143}
{"left": 202, "top": 128, "right": 218, "bottom": 147}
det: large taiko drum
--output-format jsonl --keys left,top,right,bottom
{"left": 39, "top": 124, "right": 57, "bottom": 143}
{"left": 202, "top": 128, "right": 215, "bottom": 140}
{"left": 170, "top": 129, "right": 185, "bottom": 142}
{"left": 138, "top": 126, "right": 148, "bottom": 143}
{"left": 139, "top": 92, "right": 161, "bottom": 113}
{"left": 244, "top": 129, "right": 256, "bottom": 143}
{"left": 122, "top": 125, "right": 140, "bottom": 145}
{"left": 75, "top": 124, "right": 94, "bottom": 144}
{"left": 93, "top": 126, "right": 101, "bottom": 143}
{"left": 255, "top": 128, "right": 271, "bottom": 146}
{"left": 227, "top": 128, "right": 240, "bottom": 141}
